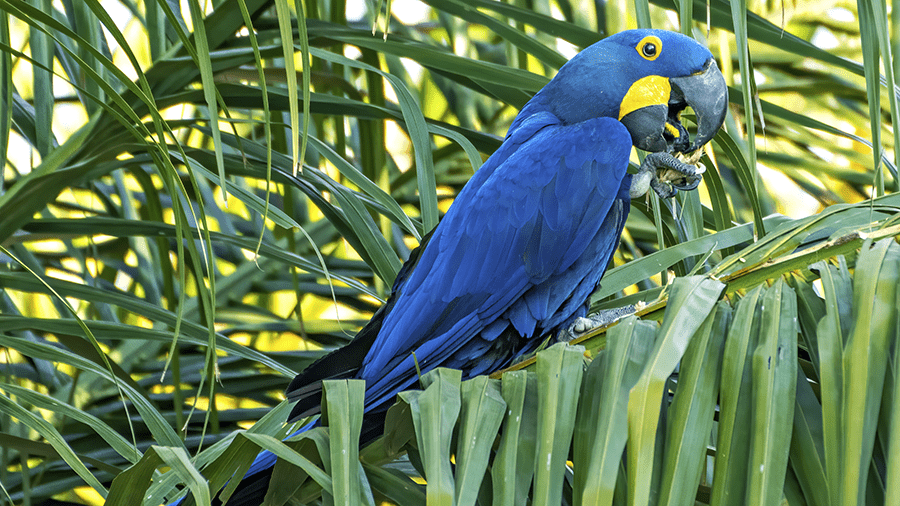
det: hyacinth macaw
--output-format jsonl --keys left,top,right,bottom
{"left": 180, "top": 28, "right": 727, "bottom": 506}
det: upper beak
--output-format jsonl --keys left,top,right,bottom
{"left": 669, "top": 58, "right": 728, "bottom": 153}
{"left": 620, "top": 57, "right": 728, "bottom": 154}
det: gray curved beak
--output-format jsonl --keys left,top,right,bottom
{"left": 669, "top": 58, "right": 728, "bottom": 153}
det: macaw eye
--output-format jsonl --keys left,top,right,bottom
{"left": 636, "top": 35, "right": 662, "bottom": 61}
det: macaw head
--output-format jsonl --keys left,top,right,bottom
{"left": 526, "top": 29, "right": 728, "bottom": 155}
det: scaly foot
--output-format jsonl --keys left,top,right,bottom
{"left": 630, "top": 152, "right": 706, "bottom": 199}
{"left": 558, "top": 305, "right": 636, "bottom": 341}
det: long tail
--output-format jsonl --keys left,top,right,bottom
{"left": 210, "top": 421, "right": 306, "bottom": 506}
{"left": 167, "top": 422, "right": 310, "bottom": 506}
{"left": 168, "top": 312, "right": 391, "bottom": 506}
{"left": 284, "top": 303, "right": 386, "bottom": 421}
{"left": 169, "top": 411, "right": 390, "bottom": 505}
{"left": 170, "top": 232, "right": 435, "bottom": 505}
{"left": 285, "top": 229, "right": 434, "bottom": 422}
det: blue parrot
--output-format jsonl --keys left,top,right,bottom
{"left": 180, "top": 28, "right": 727, "bottom": 506}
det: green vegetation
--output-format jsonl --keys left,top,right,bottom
{"left": 1, "top": 0, "right": 898, "bottom": 504}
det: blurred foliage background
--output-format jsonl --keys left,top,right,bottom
{"left": 1, "top": 0, "right": 899, "bottom": 504}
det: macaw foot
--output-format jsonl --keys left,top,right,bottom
{"left": 630, "top": 152, "right": 706, "bottom": 199}
{"left": 558, "top": 305, "right": 636, "bottom": 342}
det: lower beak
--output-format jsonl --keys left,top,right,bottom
{"left": 669, "top": 58, "right": 728, "bottom": 153}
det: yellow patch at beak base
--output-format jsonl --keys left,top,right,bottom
{"left": 618, "top": 75, "right": 671, "bottom": 120}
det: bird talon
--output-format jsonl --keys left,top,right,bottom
{"left": 650, "top": 178, "right": 678, "bottom": 199}
{"left": 672, "top": 171, "right": 702, "bottom": 191}
{"left": 573, "top": 317, "right": 593, "bottom": 334}
{"left": 632, "top": 152, "right": 705, "bottom": 199}
{"left": 558, "top": 306, "right": 637, "bottom": 341}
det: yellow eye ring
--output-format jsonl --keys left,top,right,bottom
{"left": 636, "top": 35, "right": 662, "bottom": 61}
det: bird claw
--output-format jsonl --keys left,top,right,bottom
{"left": 630, "top": 152, "right": 706, "bottom": 199}
{"left": 558, "top": 305, "right": 636, "bottom": 342}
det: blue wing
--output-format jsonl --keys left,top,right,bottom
{"left": 359, "top": 114, "right": 633, "bottom": 409}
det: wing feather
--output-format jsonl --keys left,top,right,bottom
{"left": 286, "top": 114, "right": 633, "bottom": 419}
{"left": 358, "top": 116, "right": 632, "bottom": 397}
